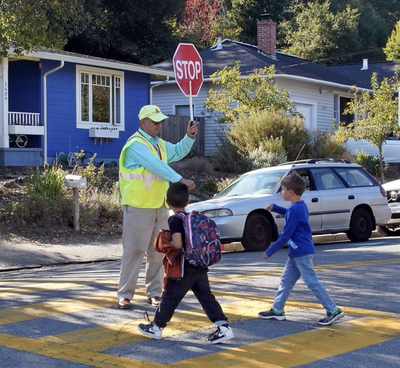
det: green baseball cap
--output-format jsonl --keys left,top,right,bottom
{"left": 138, "top": 105, "right": 169, "bottom": 122}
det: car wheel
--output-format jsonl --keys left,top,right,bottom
{"left": 377, "top": 225, "right": 400, "bottom": 237}
{"left": 346, "top": 208, "right": 373, "bottom": 242}
{"left": 241, "top": 213, "right": 272, "bottom": 251}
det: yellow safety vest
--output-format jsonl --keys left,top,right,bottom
{"left": 119, "top": 132, "right": 169, "bottom": 208}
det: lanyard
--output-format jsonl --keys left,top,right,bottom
{"left": 137, "top": 131, "right": 162, "bottom": 160}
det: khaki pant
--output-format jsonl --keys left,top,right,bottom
{"left": 117, "top": 205, "right": 168, "bottom": 301}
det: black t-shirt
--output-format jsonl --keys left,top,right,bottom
{"left": 168, "top": 213, "right": 186, "bottom": 250}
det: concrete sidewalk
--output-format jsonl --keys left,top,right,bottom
{"left": 0, "top": 232, "right": 382, "bottom": 272}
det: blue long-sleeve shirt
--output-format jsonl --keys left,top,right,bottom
{"left": 265, "top": 200, "right": 315, "bottom": 258}
{"left": 124, "top": 128, "right": 195, "bottom": 182}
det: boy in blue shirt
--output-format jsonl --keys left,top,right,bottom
{"left": 258, "top": 172, "right": 345, "bottom": 326}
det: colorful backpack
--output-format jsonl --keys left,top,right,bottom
{"left": 174, "top": 211, "right": 222, "bottom": 267}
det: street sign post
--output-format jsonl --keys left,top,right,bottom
{"left": 173, "top": 43, "right": 203, "bottom": 121}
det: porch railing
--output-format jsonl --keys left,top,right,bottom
{"left": 8, "top": 112, "right": 42, "bottom": 126}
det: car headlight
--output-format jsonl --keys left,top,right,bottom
{"left": 202, "top": 209, "right": 233, "bottom": 217}
{"left": 389, "top": 190, "right": 400, "bottom": 202}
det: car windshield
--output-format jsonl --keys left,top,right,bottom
{"left": 215, "top": 170, "right": 286, "bottom": 198}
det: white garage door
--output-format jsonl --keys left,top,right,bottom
{"left": 295, "top": 103, "right": 314, "bottom": 130}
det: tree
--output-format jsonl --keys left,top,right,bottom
{"left": 0, "top": 0, "right": 88, "bottom": 57}
{"left": 220, "top": 0, "right": 291, "bottom": 45}
{"left": 335, "top": 73, "right": 400, "bottom": 183}
{"left": 176, "top": 0, "right": 221, "bottom": 49}
{"left": 384, "top": 18, "right": 400, "bottom": 62}
{"left": 65, "top": 0, "right": 186, "bottom": 65}
{"left": 329, "top": 0, "right": 398, "bottom": 63}
{"left": 280, "top": 1, "right": 359, "bottom": 62}
{"left": 205, "top": 61, "right": 296, "bottom": 124}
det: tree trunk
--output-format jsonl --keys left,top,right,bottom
{"left": 378, "top": 146, "right": 384, "bottom": 184}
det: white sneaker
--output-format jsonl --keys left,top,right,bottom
{"left": 137, "top": 322, "right": 163, "bottom": 340}
{"left": 206, "top": 323, "right": 234, "bottom": 344}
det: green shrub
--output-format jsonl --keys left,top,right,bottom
{"left": 5, "top": 193, "right": 72, "bottom": 227}
{"left": 210, "top": 135, "right": 252, "bottom": 174}
{"left": 306, "top": 131, "right": 347, "bottom": 159}
{"left": 248, "top": 148, "right": 287, "bottom": 169}
{"left": 170, "top": 156, "right": 214, "bottom": 177}
{"left": 73, "top": 161, "right": 109, "bottom": 191}
{"left": 79, "top": 182, "right": 122, "bottom": 230}
{"left": 228, "top": 109, "right": 309, "bottom": 161}
{"left": 354, "top": 149, "right": 387, "bottom": 176}
{"left": 26, "top": 165, "right": 66, "bottom": 199}
{"left": 201, "top": 178, "right": 219, "bottom": 193}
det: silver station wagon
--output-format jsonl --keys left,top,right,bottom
{"left": 187, "top": 159, "right": 392, "bottom": 251}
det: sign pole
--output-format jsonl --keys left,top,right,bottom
{"left": 189, "top": 81, "right": 193, "bottom": 122}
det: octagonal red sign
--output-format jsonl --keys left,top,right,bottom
{"left": 173, "top": 43, "right": 203, "bottom": 97}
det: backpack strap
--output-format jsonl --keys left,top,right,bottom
{"left": 174, "top": 211, "right": 186, "bottom": 220}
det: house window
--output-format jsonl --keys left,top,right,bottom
{"left": 175, "top": 105, "right": 194, "bottom": 116}
{"left": 76, "top": 65, "right": 124, "bottom": 128}
{"left": 334, "top": 95, "right": 354, "bottom": 126}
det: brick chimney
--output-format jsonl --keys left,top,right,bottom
{"left": 257, "top": 13, "right": 276, "bottom": 58}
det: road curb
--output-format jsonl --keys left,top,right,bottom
{"left": 223, "top": 231, "right": 383, "bottom": 252}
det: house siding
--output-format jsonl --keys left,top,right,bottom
{"left": 9, "top": 60, "right": 41, "bottom": 113}
{"left": 276, "top": 79, "right": 338, "bottom": 133}
{"left": 43, "top": 60, "right": 149, "bottom": 162}
{"left": 152, "top": 82, "right": 226, "bottom": 155}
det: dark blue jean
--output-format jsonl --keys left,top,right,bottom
{"left": 154, "top": 263, "right": 227, "bottom": 328}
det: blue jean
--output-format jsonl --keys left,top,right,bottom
{"left": 273, "top": 254, "right": 336, "bottom": 312}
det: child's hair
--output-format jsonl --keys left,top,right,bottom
{"left": 281, "top": 172, "right": 306, "bottom": 196}
{"left": 167, "top": 182, "right": 189, "bottom": 208}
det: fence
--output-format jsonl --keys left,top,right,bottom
{"left": 160, "top": 115, "right": 205, "bottom": 156}
{"left": 8, "top": 112, "right": 41, "bottom": 126}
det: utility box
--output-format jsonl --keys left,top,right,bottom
{"left": 65, "top": 175, "right": 87, "bottom": 189}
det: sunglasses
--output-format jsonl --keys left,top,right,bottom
{"left": 145, "top": 118, "right": 163, "bottom": 125}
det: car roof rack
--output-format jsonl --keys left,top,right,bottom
{"left": 280, "top": 158, "right": 352, "bottom": 165}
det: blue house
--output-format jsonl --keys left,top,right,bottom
{"left": 0, "top": 47, "right": 173, "bottom": 166}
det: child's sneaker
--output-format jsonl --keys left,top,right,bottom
{"left": 318, "top": 307, "right": 345, "bottom": 326}
{"left": 137, "top": 322, "right": 163, "bottom": 340}
{"left": 206, "top": 324, "right": 234, "bottom": 344}
{"left": 258, "top": 308, "right": 286, "bottom": 320}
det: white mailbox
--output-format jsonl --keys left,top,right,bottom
{"left": 64, "top": 175, "right": 87, "bottom": 189}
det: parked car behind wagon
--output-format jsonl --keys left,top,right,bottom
{"left": 187, "top": 159, "right": 391, "bottom": 251}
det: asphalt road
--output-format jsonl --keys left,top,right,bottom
{"left": 0, "top": 237, "right": 399, "bottom": 368}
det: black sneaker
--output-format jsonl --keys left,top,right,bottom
{"left": 258, "top": 308, "right": 286, "bottom": 320}
{"left": 206, "top": 324, "right": 234, "bottom": 344}
{"left": 137, "top": 322, "right": 163, "bottom": 339}
{"left": 318, "top": 307, "right": 345, "bottom": 326}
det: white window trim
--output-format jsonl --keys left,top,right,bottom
{"left": 76, "top": 65, "right": 125, "bottom": 130}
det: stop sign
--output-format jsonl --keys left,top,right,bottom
{"left": 173, "top": 43, "right": 203, "bottom": 97}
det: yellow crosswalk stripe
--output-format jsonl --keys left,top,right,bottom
{"left": 0, "top": 257, "right": 398, "bottom": 366}
{"left": 0, "top": 331, "right": 162, "bottom": 368}
{"left": 174, "top": 316, "right": 400, "bottom": 368}
{"left": 0, "top": 292, "right": 143, "bottom": 325}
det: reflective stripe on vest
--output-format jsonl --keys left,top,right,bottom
{"left": 119, "top": 132, "right": 168, "bottom": 208}
{"left": 119, "top": 172, "right": 165, "bottom": 190}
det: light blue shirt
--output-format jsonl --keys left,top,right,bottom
{"left": 124, "top": 128, "right": 195, "bottom": 183}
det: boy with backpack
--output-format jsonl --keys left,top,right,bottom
{"left": 137, "top": 182, "right": 234, "bottom": 344}
{"left": 258, "top": 172, "right": 345, "bottom": 326}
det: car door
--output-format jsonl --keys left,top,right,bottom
{"left": 309, "top": 168, "right": 351, "bottom": 230}
{"left": 291, "top": 169, "right": 322, "bottom": 231}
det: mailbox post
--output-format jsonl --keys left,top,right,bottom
{"left": 64, "top": 175, "right": 87, "bottom": 231}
